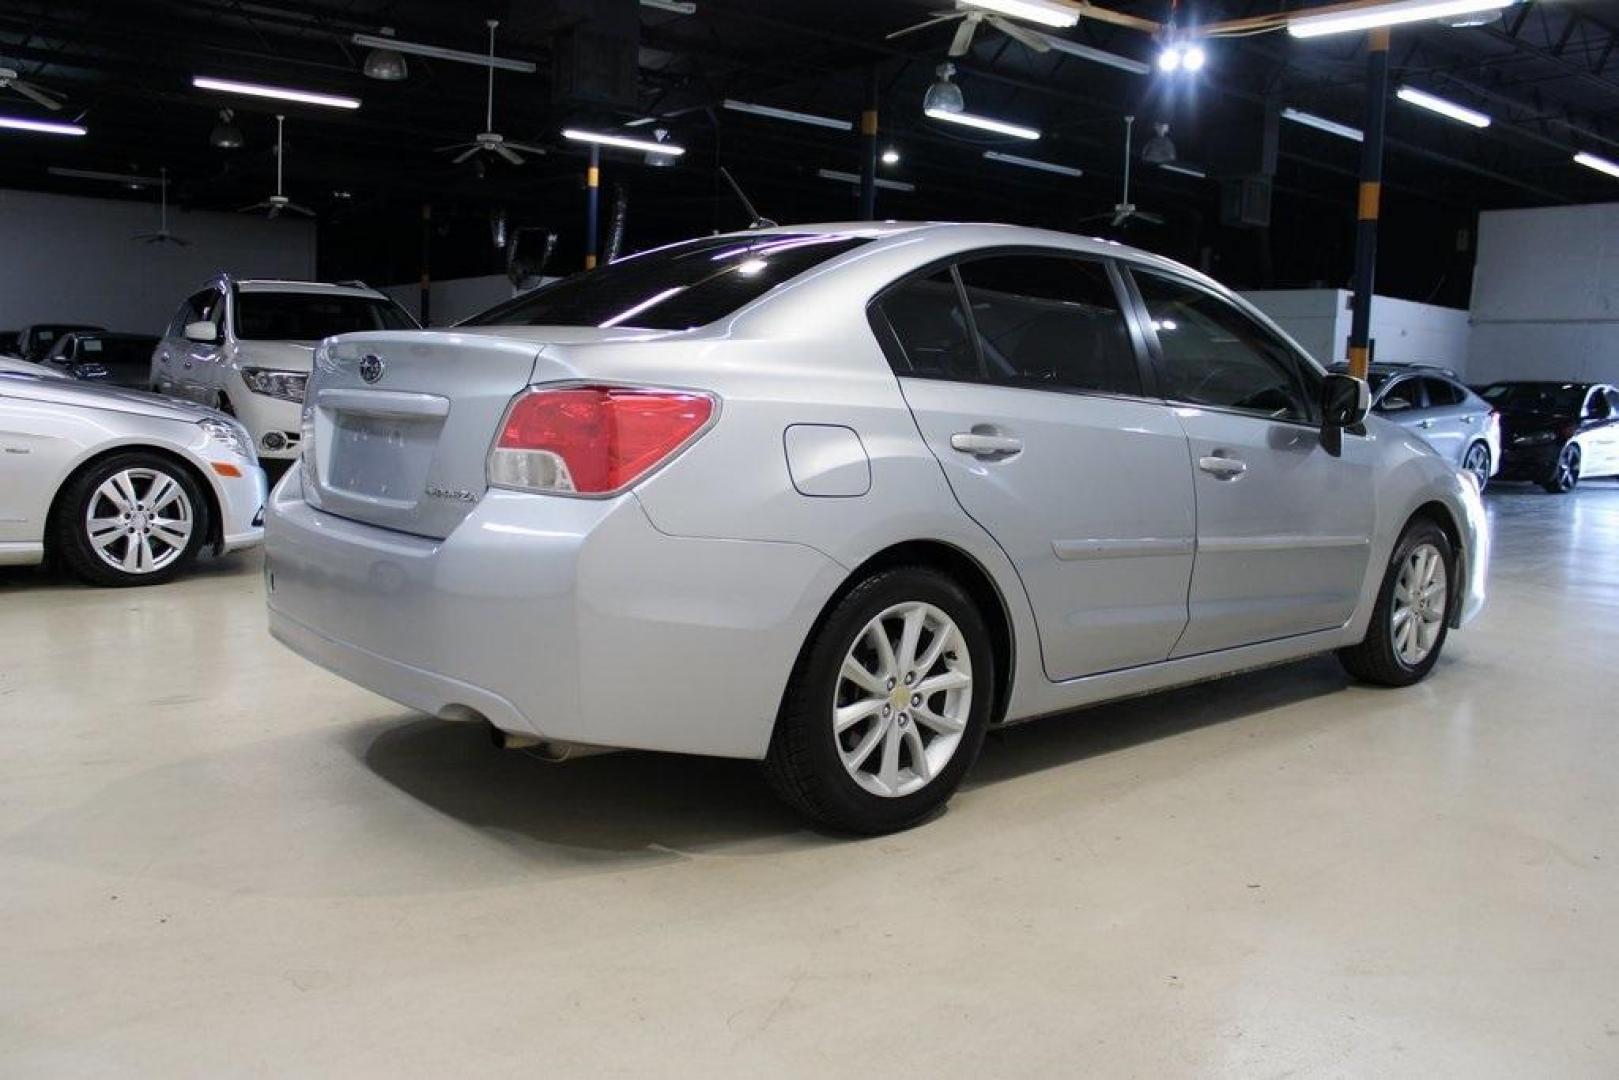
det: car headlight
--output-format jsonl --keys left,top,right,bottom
{"left": 1511, "top": 430, "right": 1556, "bottom": 446}
{"left": 240, "top": 366, "right": 309, "bottom": 403}
{"left": 198, "top": 416, "right": 252, "bottom": 458}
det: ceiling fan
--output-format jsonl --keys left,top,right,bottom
{"left": 134, "top": 168, "right": 190, "bottom": 246}
{"left": 239, "top": 114, "right": 314, "bottom": 219}
{"left": 887, "top": 2, "right": 1052, "bottom": 58}
{"left": 0, "top": 66, "right": 63, "bottom": 110}
{"left": 1079, "top": 115, "right": 1166, "bottom": 230}
{"left": 437, "top": 20, "right": 546, "bottom": 166}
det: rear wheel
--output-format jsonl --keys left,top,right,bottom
{"left": 1462, "top": 441, "right": 1491, "bottom": 491}
{"left": 51, "top": 452, "right": 207, "bottom": 587}
{"left": 1542, "top": 443, "right": 1580, "bottom": 493}
{"left": 1337, "top": 519, "right": 1453, "bottom": 687}
{"left": 764, "top": 566, "right": 994, "bottom": 834}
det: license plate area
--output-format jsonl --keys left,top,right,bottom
{"left": 323, "top": 409, "right": 445, "bottom": 508}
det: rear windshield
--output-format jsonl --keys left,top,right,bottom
{"left": 1481, "top": 383, "right": 1586, "bottom": 413}
{"left": 235, "top": 293, "right": 416, "bottom": 341}
{"left": 462, "top": 234, "right": 870, "bottom": 331}
{"left": 76, "top": 337, "right": 158, "bottom": 366}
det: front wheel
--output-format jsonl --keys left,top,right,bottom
{"left": 51, "top": 452, "right": 208, "bottom": 587}
{"left": 1462, "top": 441, "right": 1491, "bottom": 491}
{"left": 764, "top": 566, "right": 994, "bottom": 834}
{"left": 1337, "top": 520, "right": 1454, "bottom": 687}
{"left": 1542, "top": 443, "right": 1580, "bottom": 493}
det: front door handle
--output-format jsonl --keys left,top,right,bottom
{"left": 1198, "top": 455, "right": 1248, "bottom": 479}
{"left": 950, "top": 431, "right": 1023, "bottom": 458}
{"left": 1418, "top": 418, "right": 1435, "bottom": 429}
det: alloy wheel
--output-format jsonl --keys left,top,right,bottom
{"left": 1463, "top": 443, "right": 1490, "bottom": 488}
{"left": 1390, "top": 542, "right": 1447, "bottom": 667}
{"left": 833, "top": 601, "right": 972, "bottom": 798}
{"left": 1550, "top": 445, "right": 1580, "bottom": 492}
{"left": 84, "top": 467, "right": 194, "bottom": 575}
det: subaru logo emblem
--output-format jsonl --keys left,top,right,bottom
{"left": 358, "top": 354, "right": 384, "bottom": 384}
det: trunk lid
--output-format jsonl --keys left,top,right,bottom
{"left": 305, "top": 331, "right": 544, "bottom": 538}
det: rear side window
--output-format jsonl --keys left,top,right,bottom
{"left": 1424, "top": 377, "right": 1463, "bottom": 406}
{"left": 1380, "top": 378, "right": 1424, "bottom": 413}
{"left": 463, "top": 234, "right": 869, "bottom": 331}
{"left": 873, "top": 270, "right": 980, "bottom": 381}
{"left": 956, "top": 255, "right": 1140, "bottom": 396}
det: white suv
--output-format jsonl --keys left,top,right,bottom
{"left": 151, "top": 277, "right": 417, "bottom": 464}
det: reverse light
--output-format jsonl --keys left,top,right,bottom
{"left": 488, "top": 385, "right": 716, "bottom": 496}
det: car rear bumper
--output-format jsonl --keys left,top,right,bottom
{"left": 1496, "top": 443, "right": 1560, "bottom": 481}
{"left": 263, "top": 465, "right": 845, "bottom": 759}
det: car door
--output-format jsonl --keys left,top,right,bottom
{"left": 1584, "top": 387, "right": 1619, "bottom": 475}
{"left": 1373, "top": 374, "right": 1428, "bottom": 443}
{"left": 1124, "top": 265, "right": 1376, "bottom": 656}
{"left": 175, "top": 288, "right": 226, "bottom": 403}
{"left": 873, "top": 251, "right": 1196, "bottom": 680}
{"left": 1419, "top": 376, "right": 1472, "bottom": 467}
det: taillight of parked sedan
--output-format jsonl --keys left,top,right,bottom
{"left": 488, "top": 384, "right": 716, "bottom": 496}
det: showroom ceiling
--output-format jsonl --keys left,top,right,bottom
{"left": 2, "top": 0, "right": 1616, "bottom": 297}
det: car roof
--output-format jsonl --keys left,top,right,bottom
{"left": 232, "top": 279, "right": 386, "bottom": 298}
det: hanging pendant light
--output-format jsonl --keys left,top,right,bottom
{"left": 209, "top": 108, "right": 244, "bottom": 149}
{"left": 362, "top": 28, "right": 410, "bottom": 81}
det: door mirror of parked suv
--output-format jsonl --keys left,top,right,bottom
{"left": 1320, "top": 372, "right": 1370, "bottom": 457}
{"left": 183, "top": 320, "right": 221, "bottom": 345}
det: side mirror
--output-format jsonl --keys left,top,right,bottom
{"left": 1320, "top": 372, "right": 1370, "bottom": 457}
{"left": 184, "top": 321, "right": 220, "bottom": 344}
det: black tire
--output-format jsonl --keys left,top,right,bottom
{"left": 1337, "top": 519, "right": 1455, "bottom": 687}
{"left": 1542, "top": 442, "right": 1580, "bottom": 493}
{"left": 764, "top": 566, "right": 995, "bottom": 834}
{"left": 50, "top": 451, "right": 209, "bottom": 587}
{"left": 1462, "top": 441, "right": 1491, "bottom": 492}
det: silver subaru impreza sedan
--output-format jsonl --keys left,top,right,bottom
{"left": 265, "top": 223, "right": 1488, "bottom": 833}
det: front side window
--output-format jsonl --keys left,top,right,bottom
{"left": 1132, "top": 269, "right": 1317, "bottom": 423}
{"left": 1379, "top": 378, "right": 1423, "bottom": 413}
{"left": 955, "top": 255, "right": 1141, "bottom": 397}
{"left": 233, "top": 293, "right": 415, "bottom": 341}
{"left": 463, "top": 234, "right": 869, "bottom": 331}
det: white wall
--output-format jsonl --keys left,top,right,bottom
{"left": 383, "top": 275, "right": 519, "bottom": 327}
{"left": 0, "top": 188, "right": 315, "bottom": 336}
{"left": 1469, "top": 202, "right": 1619, "bottom": 385}
{"left": 1241, "top": 288, "right": 1472, "bottom": 375}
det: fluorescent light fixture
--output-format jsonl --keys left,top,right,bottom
{"left": 48, "top": 166, "right": 159, "bottom": 184}
{"left": 1159, "top": 162, "right": 1207, "bottom": 178}
{"left": 1039, "top": 35, "right": 1151, "bottom": 74}
{"left": 563, "top": 128, "right": 684, "bottom": 156}
{"left": 1396, "top": 85, "right": 1490, "bottom": 128}
{"left": 960, "top": 0, "right": 1079, "bottom": 29}
{"left": 1574, "top": 151, "right": 1619, "bottom": 179}
{"left": 641, "top": 0, "right": 697, "bottom": 12}
{"left": 983, "top": 150, "right": 1082, "bottom": 177}
{"left": 0, "top": 115, "right": 85, "bottom": 136}
{"left": 192, "top": 76, "right": 360, "bottom": 110}
{"left": 1289, "top": 0, "right": 1516, "bottom": 38}
{"left": 924, "top": 106, "right": 1040, "bottom": 139}
{"left": 1282, "top": 107, "right": 1363, "bottom": 142}
{"left": 817, "top": 168, "right": 916, "bottom": 192}
{"left": 350, "top": 33, "right": 536, "bottom": 73}
{"left": 723, "top": 99, "right": 851, "bottom": 131}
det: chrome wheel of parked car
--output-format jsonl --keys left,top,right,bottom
{"left": 834, "top": 601, "right": 972, "bottom": 798}
{"left": 1543, "top": 444, "right": 1580, "bottom": 494}
{"left": 85, "top": 467, "right": 195, "bottom": 575}
{"left": 1462, "top": 442, "right": 1491, "bottom": 490}
{"left": 1391, "top": 542, "right": 1448, "bottom": 667}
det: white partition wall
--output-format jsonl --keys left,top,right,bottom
{"left": 0, "top": 188, "right": 315, "bottom": 335}
{"left": 1241, "top": 288, "right": 1472, "bottom": 374}
{"left": 1469, "top": 203, "right": 1619, "bottom": 385}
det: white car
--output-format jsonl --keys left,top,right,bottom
{"left": 0, "top": 362, "right": 264, "bottom": 585}
{"left": 265, "top": 223, "right": 1488, "bottom": 833}
{"left": 151, "top": 277, "right": 417, "bottom": 466}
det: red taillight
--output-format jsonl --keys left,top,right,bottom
{"left": 489, "top": 385, "right": 714, "bottom": 495}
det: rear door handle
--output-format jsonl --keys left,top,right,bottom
{"left": 950, "top": 432, "right": 1023, "bottom": 458}
{"left": 1198, "top": 455, "right": 1247, "bottom": 479}
{"left": 1418, "top": 418, "right": 1435, "bottom": 429}
{"left": 1461, "top": 414, "right": 1476, "bottom": 424}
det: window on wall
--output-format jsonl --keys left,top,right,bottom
{"left": 954, "top": 254, "right": 1142, "bottom": 397}
{"left": 1132, "top": 269, "right": 1318, "bottom": 423}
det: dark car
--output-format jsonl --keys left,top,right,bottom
{"left": 44, "top": 331, "right": 160, "bottom": 390}
{"left": 1480, "top": 381, "right": 1619, "bottom": 493}
{"left": 15, "top": 323, "right": 105, "bottom": 362}
{"left": 1329, "top": 362, "right": 1501, "bottom": 488}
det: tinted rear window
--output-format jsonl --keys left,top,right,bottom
{"left": 462, "top": 234, "right": 869, "bottom": 331}
{"left": 1482, "top": 383, "right": 1587, "bottom": 413}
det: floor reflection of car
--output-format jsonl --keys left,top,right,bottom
{"left": 0, "top": 361, "right": 265, "bottom": 586}
{"left": 264, "top": 222, "right": 1490, "bottom": 834}
{"left": 1482, "top": 381, "right": 1619, "bottom": 493}
{"left": 1331, "top": 362, "right": 1501, "bottom": 489}
{"left": 45, "top": 331, "right": 161, "bottom": 389}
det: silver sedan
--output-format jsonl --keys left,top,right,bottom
{"left": 1, "top": 361, "right": 265, "bottom": 585}
{"left": 265, "top": 223, "right": 1488, "bottom": 833}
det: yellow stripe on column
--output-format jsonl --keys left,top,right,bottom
{"left": 1358, "top": 181, "right": 1381, "bottom": 221}
{"left": 1348, "top": 344, "right": 1370, "bottom": 379}
{"left": 860, "top": 109, "right": 878, "bottom": 136}
{"left": 587, "top": 166, "right": 599, "bottom": 187}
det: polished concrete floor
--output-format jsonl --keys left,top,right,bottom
{"left": 3, "top": 480, "right": 1617, "bottom": 1076}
